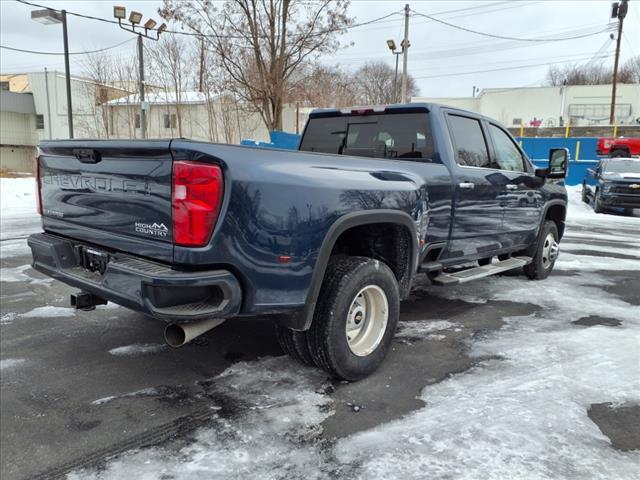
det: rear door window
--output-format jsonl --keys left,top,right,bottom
{"left": 446, "top": 114, "right": 491, "bottom": 168}
{"left": 489, "top": 124, "right": 526, "bottom": 172}
{"left": 300, "top": 113, "right": 435, "bottom": 161}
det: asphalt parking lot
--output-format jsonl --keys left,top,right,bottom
{"left": 1, "top": 186, "right": 639, "bottom": 480}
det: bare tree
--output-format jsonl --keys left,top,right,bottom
{"left": 147, "top": 35, "right": 198, "bottom": 137}
{"left": 546, "top": 56, "right": 639, "bottom": 86}
{"left": 352, "top": 60, "right": 419, "bottom": 105}
{"left": 159, "top": 0, "right": 353, "bottom": 131}
{"left": 288, "top": 62, "right": 357, "bottom": 108}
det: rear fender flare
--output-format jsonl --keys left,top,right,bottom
{"left": 286, "top": 210, "right": 418, "bottom": 331}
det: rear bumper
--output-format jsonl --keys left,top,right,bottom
{"left": 28, "top": 233, "right": 242, "bottom": 322}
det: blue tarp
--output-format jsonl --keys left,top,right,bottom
{"left": 241, "top": 131, "right": 301, "bottom": 150}
{"left": 516, "top": 137, "right": 599, "bottom": 186}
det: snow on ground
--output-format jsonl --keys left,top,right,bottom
{"left": 0, "top": 358, "right": 27, "bottom": 371}
{"left": 73, "top": 357, "right": 336, "bottom": 479}
{"left": 0, "top": 264, "right": 52, "bottom": 285}
{"left": 66, "top": 186, "right": 639, "bottom": 480}
{"left": 108, "top": 344, "right": 166, "bottom": 357}
{"left": 0, "top": 177, "right": 41, "bottom": 242}
{"left": 19, "top": 306, "right": 75, "bottom": 319}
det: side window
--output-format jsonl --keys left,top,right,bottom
{"left": 489, "top": 124, "right": 525, "bottom": 172}
{"left": 447, "top": 114, "right": 491, "bottom": 168}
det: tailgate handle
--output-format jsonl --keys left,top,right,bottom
{"left": 73, "top": 149, "right": 101, "bottom": 163}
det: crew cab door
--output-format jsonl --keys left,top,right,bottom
{"left": 444, "top": 112, "right": 505, "bottom": 259}
{"left": 486, "top": 122, "right": 542, "bottom": 248}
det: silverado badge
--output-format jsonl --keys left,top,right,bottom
{"left": 629, "top": 184, "right": 640, "bottom": 189}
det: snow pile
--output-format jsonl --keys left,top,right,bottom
{"left": 109, "top": 344, "right": 166, "bottom": 357}
{"left": 0, "top": 177, "right": 41, "bottom": 242}
{"left": 565, "top": 185, "right": 639, "bottom": 227}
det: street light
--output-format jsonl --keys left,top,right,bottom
{"left": 31, "top": 8, "right": 74, "bottom": 138}
{"left": 387, "top": 39, "right": 403, "bottom": 104}
{"left": 113, "top": 6, "right": 164, "bottom": 139}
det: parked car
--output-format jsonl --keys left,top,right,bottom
{"left": 596, "top": 136, "right": 640, "bottom": 157}
{"left": 583, "top": 157, "right": 640, "bottom": 215}
{"left": 28, "top": 103, "right": 568, "bottom": 380}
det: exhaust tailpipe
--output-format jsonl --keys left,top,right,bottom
{"left": 164, "top": 318, "right": 226, "bottom": 347}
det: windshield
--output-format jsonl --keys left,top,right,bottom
{"left": 300, "top": 112, "right": 436, "bottom": 161}
{"left": 604, "top": 160, "right": 640, "bottom": 174}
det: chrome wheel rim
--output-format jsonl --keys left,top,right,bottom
{"left": 541, "top": 232, "right": 559, "bottom": 269}
{"left": 346, "top": 285, "right": 389, "bottom": 357}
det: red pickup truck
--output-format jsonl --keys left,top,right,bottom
{"left": 596, "top": 137, "right": 640, "bottom": 157}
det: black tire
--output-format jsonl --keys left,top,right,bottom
{"left": 307, "top": 256, "right": 400, "bottom": 381}
{"left": 275, "top": 325, "right": 315, "bottom": 366}
{"left": 498, "top": 253, "right": 510, "bottom": 261}
{"left": 610, "top": 149, "right": 627, "bottom": 158}
{"left": 524, "top": 220, "right": 559, "bottom": 280}
{"left": 593, "top": 189, "right": 604, "bottom": 213}
{"left": 624, "top": 208, "right": 635, "bottom": 216}
{"left": 581, "top": 183, "right": 589, "bottom": 203}
{"left": 478, "top": 257, "right": 492, "bottom": 266}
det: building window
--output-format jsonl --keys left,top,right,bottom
{"left": 135, "top": 113, "right": 141, "bottom": 129}
{"left": 0, "top": 81, "right": 9, "bottom": 91}
{"left": 164, "top": 113, "right": 177, "bottom": 129}
{"left": 35, "top": 114, "right": 45, "bottom": 130}
{"left": 512, "top": 118, "right": 522, "bottom": 126}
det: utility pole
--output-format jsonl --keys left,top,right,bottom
{"left": 609, "top": 0, "right": 628, "bottom": 125}
{"left": 401, "top": 3, "right": 410, "bottom": 103}
{"left": 137, "top": 34, "right": 146, "bottom": 139}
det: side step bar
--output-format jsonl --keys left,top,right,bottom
{"left": 432, "top": 257, "right": 532, "bottom": 286}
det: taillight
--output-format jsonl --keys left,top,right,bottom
{"left": 35, "top": 156, "right": 42, "bottom": 215}
{"left": 172, "top": 161, "right": 223, "bottom": 247}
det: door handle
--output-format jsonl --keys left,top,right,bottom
{"left": 458, "top": 182, "right": 475, "bottom": 189}
{"left": 505, "top": 184, "right": 518, "bottom": 190}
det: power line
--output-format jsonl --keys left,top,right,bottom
{"left": 14, "top": 0, "right": 402, "bottom": 40}
{"left": 410, "top": 8, "right": 613, "bottom": 42}
{"left": 413, "top": 54, "right": 613, "bottom": 79}
{"left": 0, "top": 37, "right": 135, "bottom": 55}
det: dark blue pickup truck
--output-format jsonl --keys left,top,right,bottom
{"left": 28, "top": 104, "right": 568, "bottom": 380}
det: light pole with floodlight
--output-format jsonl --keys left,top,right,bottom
{"left": 386, "top": 39, "right": 403, "bottom": 104}
{"left": 113, "top": 6, "right": 166, "bottom": 139}
{"left": 31, "top": 8, "right": 73, "bottom": 138}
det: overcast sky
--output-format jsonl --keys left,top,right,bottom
{"left": 1, "top": 0, "right": 639, "bottom": 97}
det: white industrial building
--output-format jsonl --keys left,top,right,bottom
{"left": 413, "top": 83, "right": 640, "bottom": 128}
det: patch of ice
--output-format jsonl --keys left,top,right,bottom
{"left": 97, "top": 302, "right": 121, "bottom": 310}
{"left": 0, "top": 358, "right": 27, "bottom": 371}
{"left": 0, "top": 264, "right": 52, "bottom": 285}
{"left": 396, "top": 320, "right": 460, "bottom": 340}
{"left": 1, "top": 312, "right": 17, "bottom": 325}
{"left": 91, "top": 395, "right": 117, "bottom": 406}
{"left": 20, "top": 306, "right": 75, "bottom": 318}
{"left": 560, "top": 242, "right": 640, "bottom": 258}
{"left": 0, "top": 239, "right": 31, "bottom": 259}
{"left": 75, "top": 357, "right": 334, "bottom": 479}
{"left": 555, "top": 252, "right": 640, "bottom": 272}
{"left": 109, "top": 344, "right": 166, "bottom": 357}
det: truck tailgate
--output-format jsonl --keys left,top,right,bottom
{"left": 38, "top": 140, "right": 174, "bottom": 263}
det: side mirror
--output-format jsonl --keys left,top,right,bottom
{"left": 547, "top": 148, "right": 569, "bottom": 179}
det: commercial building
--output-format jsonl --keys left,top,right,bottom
{"left": 412, "top": 83, "right": 640, "bottom": 128}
